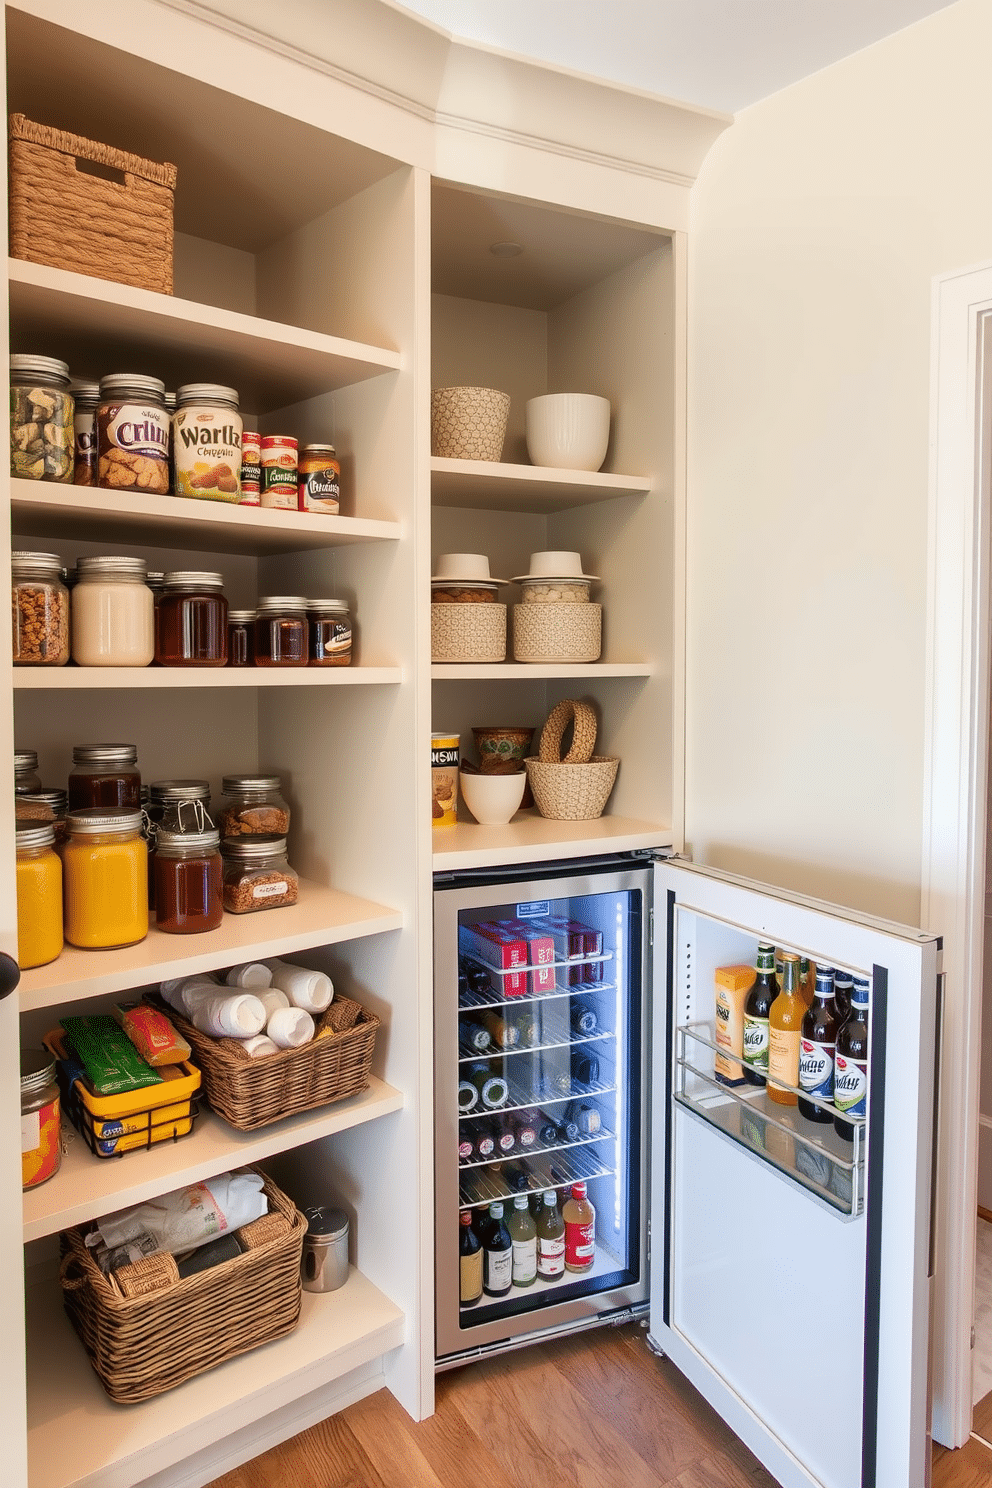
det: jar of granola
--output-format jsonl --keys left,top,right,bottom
{"left": 12, "top": 551, "right": 69, "bottom": 666}
{"left": 10, "top": 355, "right": 73, "bottom": 483}
{"left": 97, "top": 374, "right": 170, "bottom": 495}
{"left": 221, "top": 834, "right": 299, "bottom": 913}
{"left": 217, "top": 775, "right": 290, "bottom": 838}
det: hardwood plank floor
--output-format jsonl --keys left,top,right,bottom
{"left": 207, "top": 1322, "right": 992, "bottom": 1488}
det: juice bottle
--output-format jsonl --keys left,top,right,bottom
{"left": 563, "top": 1180, "right": 596, "bottom": 1273}
{"left": 536, "top": 1191, "right": 565, "bottom": 1281}
{"left": 767, "top": 951, "right": 804, "bottom": 1105}
{"left": 507, "top": 1194, "right": 537, "bottom": 1287}
{"left": 459, "top": 1211, "right": 482, "bottom": 1305}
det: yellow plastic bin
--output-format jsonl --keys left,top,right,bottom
{"left": 44, "top": 1028, "right": 200, "bottom": 1157}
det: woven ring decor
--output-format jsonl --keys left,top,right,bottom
{"left": 538, "top": 698, "right": 597, "bottom": 764}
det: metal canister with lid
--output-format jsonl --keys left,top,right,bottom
{"left": 14, "top": 750, "right": 42, "bottom": 796}
{"left": 301, "top": 1205, "right": 350, "bottom": 1292}
{"left": 10, "top": 354, "right": 74, "bottom": 482}
{"left": 21, "top": 1048, "right": 61, "bottom": 1190}
{"left": 240, "top": 431, "right": 261, "bottom": 505}
{"left": 97, "top": 374, "right": 170, "bottom": 494}
{"left": 298, "top": 444, "right": 340, "bottom": 514}
{"left": 173, "top": 383, "right": 243, "bottom": 502}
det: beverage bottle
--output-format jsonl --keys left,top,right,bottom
{"left": 529, "top": 1189, "right": 546, "bottom": 1221}
{"left": 458, "top": 1078, "right": 479, "bottom": 1114}
{"left": 507, "top": 1193, "right": 538, "bottom": 1287}
{"left": 798, "top": 966, "right": 838, "bottom": 1123}
{"left": 742, "top": 942, "right": 777, "bottom": 1086}
{"left": 572, "top": 1101, "right": 601, "bottom": 1136}
{"left": 563, "top": 1180, "right": 596, "bottom": 1273}
{"left": 496, "top": 1161, "right": 530, "bottom": 1192}
{"left": 799, "top": 957, "right": 815, "bottom": 1008}
{"left": 463, "top": 959, "right": 493, "bottom": 995}
{"left": 768, "top": 951, "right": 804, "bottom": 1105}
{"left": 514, "top": 1110, "right": 539, "bottom": 1150}
{"left": 457, "top": 1127, "right": 475, "bottom": 1163}
{"left": 475, "top": 1121, "right": 496, "bottom": 1160}
{"left": 460, "top": 1019, "right": 492, "bottom": 1053}
{"left": 536, "top": 1190, "right": 566, "bottom": 1281}
{"left": 469, "top": 1061, "right": 509, "bottom": 1109}
{"left": 833, "top": 970, "right": 853, "bottom": 1028}
{"left": 494, "top": 1113, "right": 516, "bottom": 1156}
{"left": 571, "top": 1049, "right": 600, "bottom": 1085}
{"left": 555, "top": 1112, "right": 580, "bottom": 1143}
{"left": 834, "top": 977, "right": 870, "bottom": 1141}
{"left": 514, "top": 1009, "right": 540, "bottom": 1046}
{"left": 459, "top": 1211, "right": 483, "bottom": 1305}
{"left": 570, "top": 1003, "right": 598, "bottom": 1036}
{"left": 480, "top": 1009, "right": 520, "bottom": 1050}
{"left": 482, "top": 1201, "right": 512, "bottom": 1296}
{"left": 537, "top": 1114, "right": 559, "bottom": 1146}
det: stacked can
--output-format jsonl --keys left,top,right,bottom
{"left": 240, "top": 431, "right": 261, "bottom": 506}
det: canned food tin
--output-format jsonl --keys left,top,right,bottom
{"left": 431, "top": 732, "right": 459, "bottom": 827}
{"left": 240, "top": 430, "right": 261, "bottom": 505}
{"left": 260, "top": 436, "right": 298, "bottom": 510}
{"left": 299, "top": 443, "right": 340, "bottom": 515}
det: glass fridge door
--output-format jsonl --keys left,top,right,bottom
{"left": 435, "top": 861, "right": 649, "bottom": 1362}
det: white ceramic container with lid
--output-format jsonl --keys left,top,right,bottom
{"left": 512, "top": 551, "right": 599, "bottom": 603}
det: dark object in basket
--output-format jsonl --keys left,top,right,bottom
{"left": 143, "top": 992, "right": 379, "bottom": 1131}
{"left": 9, "top": 114, "right": 176, "bottom": 295}
{"left": 59, "top": 1170, "right": 304, "bottom": 1401}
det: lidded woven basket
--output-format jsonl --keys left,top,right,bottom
{"left": 524, "top": 699, "right": 618, "bottom": 820}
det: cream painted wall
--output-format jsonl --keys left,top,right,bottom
{"left": 686, "top": 0, "right": 992, "bottom": 926}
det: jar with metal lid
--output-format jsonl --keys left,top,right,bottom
{"left": 71, "top": 378, "right": 100, "bottom": 486}
{"left": 15, "top": 750, "right": 42, "bottom": 796}
{"left": 260, "top": 436, "right": 298, "bottom": 509}
{"left": 147, "top": 780, "right": 213, "bottom": 909}
{"left": 307, "top": 599, "right": 352, "bottom": 667}
{"left": 164, "top": 391, "right": 176, "bottom": 493}
{"left": 154, "top": 826, "right": 223, "bottom": 934}
{"left": 12, "top": 551, "right": 69, "bottom": 666}
{"left": 97, "top": 373, "right": 170, "bottom": 495}
{"left": 174, "top": 383, "right": 243, "bottom": 502}
{"left": 17, "top": 788, "right": 68, "bottom": 848}
{"left": 16, "top": 821, "right": 63, "bottom": 969}
{"left": 64, "top": 807, "right": 148, "bottom": 948}
{"left": 10, "top": 354, "right": 74, "bottom": 482}
{"left": 71, "top": 555, "right": 154, "bottom": 667}
{"left": 301, "top": 1205, "right": 349, "bottom": 1291}
{"left": 221, "top": 834, "right": 299, "bottom": 913}
{"left": 298, "top": 444, "right": 340, "bottom": 514}
{"left": 255, "top": 596, "right": 308, "bottom": 666}
{"left": 228, "top": 609, "right": 255, "bottom": 667}
{"left": 218, "top": 775, "right": 290, "bottom": 838}
{"left": 156, "top": 571, "right": 228, "bottom": 666}
{"left": 68, "top": 743, "right": 141, "bottom": 811}
{"left": 21, "top": 1048, "right": 61, "bottom": 1190}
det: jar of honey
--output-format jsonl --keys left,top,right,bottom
{"left": 15, "top": 821, "right": 63, "bottom": 969}
{"left": 64, "top": 808, "right": 148, "bottom": 949}
{"left": 156, "top": 571, "right": 228, "bottom": 666}
{"left": 254, "top": 596, "right": 308, "bottom": 666}
{"left": 21, "top": 1049, "right": 61, "bottom": 1190}
{"left": 68, "top": 744, "right": 140, "bottom": 811}
{"left": 154, "top": 827, "right": 223, "bottom": 934}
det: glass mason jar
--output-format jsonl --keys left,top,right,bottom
{"left": 307, "top": 599, "right": 352, "bottom": 667}
{"left": 71, "top": 378, "right": 100, "bottom": 486}
{"left": 173, "top": 383, "right": 243, "bottom": 502}
{"left": 17, "top": 788, "right": 68, "bottom": 849}
{"left": 156, "top": 571, "right": 228, "bottom": 666}
{"left": 217, "top": 774, "right": 290, "bottom": 839}
{"left": 14, "top": 750, "right": 42, "bottom": 796}
{"left": 10, "top": 354, "right": 74, "bottom": 483}
{"left": 12, "top": 551, "right": 70, "bottom": 666}
{"left": 154, "top": 826, "right": 223, "bottom": 934}
{"left": 221, "top": 834, "right": 299, "bottom": 913}
{"left": 255, "top": 596, "right": 308, "bottom": 666}
{"left": 68, "top": 743, "right": 141, "bottom": 811}
{"left": 97, "top": 372, "right": 170, "bottom": 495}
{"left": 21, "top": 1049, "right": 61, "bottom": 1190}
{"left": 71, "top": 555, "right": 154, "bottom": 667}
{"left": 147, "top": 780, "right": 212, "bottom": 909}
{"left": 227, "top": 609, "right": 256, "bottom": 667}
{"left": 63, "top": 807, "right": 148, "bottom": 949}
{"left": 16, "top": 821, "right": 63, "bottom": 969}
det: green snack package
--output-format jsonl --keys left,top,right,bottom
{"left": 59, "top": 1015, "right": 163, "bottom": 1096}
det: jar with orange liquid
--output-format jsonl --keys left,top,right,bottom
{"left": 64, "top": 808, "right": 148, "bottom": 949}
{"left": 768, "top": 950, "right": 804, "bottom": 1105}
{"left": 15, "top": 821, "right": 63, "bottom": 968}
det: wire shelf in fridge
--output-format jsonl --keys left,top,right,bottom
{"left": 458, "top": 1028, "right": 615, "bottom": 1064}
{"left": 458, "top": 1126, "right": 615, "bottom": 1171}
{"left": 458, "top": 980, "right": 615, "bottom": 1012}
{"left": 459, "top": 1074, "right": 618, "bottom": 1122}
{"left": 458, "top": 1144, "right": 618, "bottom": 1210}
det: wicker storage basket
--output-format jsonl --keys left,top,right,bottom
{"left": 525, "top": 698, "right": 618, "bottom": 820}
{"left": 145, "top": 993, "right": 379, "bottom": 1132}
{"left": 59, "top": 1170, "right": 304, "bottom": 1402}
{"left": 431, "top": 387, "right": 510, "bottom": 461}
{"left": 512, "top": 601, "right": 602, "bottom": 663}
{"left": 432, "top": 602, "right": 507, "bottom": 662}
{"left": 9, "top": 114, "right": 176, "bottom": 294}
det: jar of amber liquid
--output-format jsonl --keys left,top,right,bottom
{"left": 227, "top": 609, "right": 255, "bottom": 667}
{"left": 255, "top": 596, "right": 308, "bottom": 665}
{"left": 147, "top": 781, "right": 212, "bottom": 909}
{"left": 16, "top": 821, "right": 63, "bottom": 969}
{"left": 154, "top": 827, "right": 223, "bottom": 934}
{"left": 156, "top": 571, "right": 228, "bottom": 666}
{"left": 68, "top": 743, "right": 140, "bottom": 811}
{"left": 21, "top": 1049, "right": 61, "bottom": 1190}
{"left": 64, "top": 808, "right": 148, "bottom": 949}
{"left": 308, "top": 599, "right": 352, "bottom": 666}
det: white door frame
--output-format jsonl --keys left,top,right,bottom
{"left": 922, "top": 260, "right": 992, "bottom": 1447}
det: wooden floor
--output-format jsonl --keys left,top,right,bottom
{"left": 207, "top": 1321, "right": 992, "bottom": 1488}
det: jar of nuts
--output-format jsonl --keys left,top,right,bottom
{"left": 10, "top": 355, "right": 74, "bottom": 483}
{"left": 12, "top": 552, "right": 69, "bottom": 666}
{"left": 220, "top": 834, "right": 299, "bottom": 913}
{"left": 217, "top": 775, "right": 290, "bottom": 838}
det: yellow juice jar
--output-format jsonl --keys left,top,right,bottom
{"left": 64, "top": 808, "right": 148, "bottom": 949}
{"left": 15, "top": 821, "right": 63, "bottom": 969}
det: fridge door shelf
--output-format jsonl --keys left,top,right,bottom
{"left": 459, "top": 981, "right": 615, "bottom": 1012}
{"left": 458, "top": 1029, "right": 615, "bottom": 1062}
{"left": 459, "top": 1127, "right": 616, "bottom": 1170}
{"left": 675, "top": 1022, "right": 866, "bottom": 1220}
{"left": 459, "top": 1145, "right": 617, "bottom": 1209}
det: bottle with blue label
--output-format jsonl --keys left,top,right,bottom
{"left": 834, "top": 976, "right": 870, "bottom": 1141}
{"left": 798, "top": 966, "right": 838, "bottom": 1124}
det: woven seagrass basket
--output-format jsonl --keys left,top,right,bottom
{"left": 9, "top": 114, "right": 176, "bottom": 294}
{"left": 144, "top": 993, "right": 379, "bottom": 1132}
{"left": 513, "top": 601, "right": 602, "bottom": 663}
{"left": 59, "top": 1169, "right": 305, "bottom": 1402}
{"left": 431, "top": 602, "right": 507, "bottom": 662}
{"left": 431, "top": 387, "right": 510, "bottom": 461}
{"left": 525, "top": 698, "right": 618, "bottom": 820}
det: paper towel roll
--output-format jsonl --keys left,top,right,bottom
{"left": 225, "top": 962, "right": 273, "bottom": 989}
{"left": 265, "top": 958, "right": 333, "bottom": 1013}
{"left": 257, "top": 987, "right": 290, "bottom": 1020}
{"left": 243, "top": 1034, "right": 280, "bottom": 1059}
{"left": 184, "top": 986, "right": 267, "bottom": 1039}
{"left": 160, "top": 974, "right": 217, "bottom": 1010}
{"left": 266, "top": 1006, "right": 315, "bottom": 1049}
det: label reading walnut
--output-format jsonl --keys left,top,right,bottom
{"left": 174, "top": 405, "right": 243, "bottom": 503}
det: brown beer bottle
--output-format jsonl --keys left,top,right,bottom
{"left": 742, "top": 942, "right": 777, "bottom": 1086}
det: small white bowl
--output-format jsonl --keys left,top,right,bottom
{"left": 525, "top": 394, "right": 611, "bottom": 472}
{"left": 459, "top": 769, "right": 526, "bottom": 826}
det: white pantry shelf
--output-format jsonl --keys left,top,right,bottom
{"left": 25, "top": 1266, "right": 405, "bottom": 1488}
{"left": 14, "top": 666, "right": 402, "bottom": 690}
{"left": 432, "top": 811, "right": 673, "bottom": 871}
{"left": 8, "top": 258, "right": 401, "bottom": 413}
{"left": 23, "top": 1078, "right": 403, "bottom": 1242}
{"left": 431, "top": 456, "right": 651, "bottom": 513}
{"left": 10, "top": 479, "right": 401, "bottom": 556}
{"left": 18, "top": 881, "right": 402, "bottom": 1010}
{"left": 431, "top": 661, "right": 652, "bottom": 680}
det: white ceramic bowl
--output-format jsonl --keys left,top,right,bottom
{"left": 459, "top": 768, "right": 526, "bottom": 826}
{"left": 525, "top": 394, "right": 611, "bottom": 472}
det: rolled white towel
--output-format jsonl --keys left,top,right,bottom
{"left": 185, "top": 986, "right": 267, "bottom": 1039}
{"left": 160, "top": 973, "right": 217, "bottom": 1010}
{"left": 266, "top": 1006, "right": 315, "bottom": 1049}
{"left": 177, "top": 978, "right": 233, "bottom": 1018}
{"left": 225, "top": 962, "right": 273, "bottom": 989}
{"left": 265, "top": 958, "right": 333, "bottom": 1014}
{"left": 242, "top": 1034, "right": 280, "bottom": 1059}
{"left": 257, "top": 987, "right": 290, "bottom": 1021}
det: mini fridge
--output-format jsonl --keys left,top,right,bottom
{"left": 434, "top": 852, "right": 940, "bottom": 1488}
